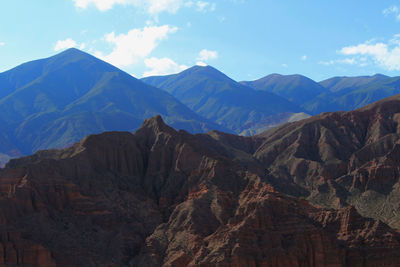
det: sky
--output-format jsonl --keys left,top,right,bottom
{"left": 1, "top": 0, "right": 400, "bottom": 81}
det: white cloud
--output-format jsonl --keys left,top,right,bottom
{"left": 73, "top": 0, "right": 183, "bottom": 14}
{"left": 301, "top": 55, "right": 307, "bottom": 61}
{"left": 197, "top": 49, "right": 218, "bottom": 61}
{"left": 383, "top": 5, "right": 399, "bottom": 15}
{"left": 195, "top": 1, "right": 216, "bottom": 12}
{"left": 74, "top": 0, "right": 120, "bottom": 11}
{"left": 54, "top": 38, "right": 79, "bottom": 51}
{"left": 319, "top": 58, "right": 356, "bottom": 66}
{"left": 339, "top": 38, "right": 400, "bottom": 70}
{"left": 383, "top": 5, "right": 400, "bottom": 20}
{"left": 147, "top": 0, "right": 183, "bottom": 15}
{"left": 196, "top": 61, "right": 207, "bottom": 66}
{"left": 95, "top": 25, "right": 178, "bottom": 67}
{"left": 0, "top": 42, "right": 4, "bottom": 46}
{"left": 281, "top": 63, "right": 288, "bottom": 68}
{"left": 390, "top": 34, "right": 400, "bottom": 45}
{"left": 54, "top": 38, "right": 86, "bottom": 52}
{"left": 73, "top": 0, "right": 217, "bottom": 14}
{"left": 318, "top": 34, "right": 400, "bottom": 70}
{"left": 143, "top": 57, "right": 188, "bottom": 77}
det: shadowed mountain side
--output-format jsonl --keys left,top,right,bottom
{"left": 0, "top": 115, "right": 399, "bottom": 266}
{"left": 242, "top": 72, "right": 400, "bottom": 116}
{"left": 142, "top": 66, "right": 305, "bottom": 134}
{"left": 320, "top": 74, "right": 389, "bottom": 93}
{"left": 0, "top": 48, "right": 227, "bottom": 157}
{"left": 304, "top": 75, "right": 400, "bottom": 114}
{"left": 254, "top": 94, "right": 400, "bottom": 229}
{"left": 241, "top": 73, "right": 327, "bottom": 106}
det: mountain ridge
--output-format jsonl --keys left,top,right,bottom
{"left": 0, "top": 48, "right": 227, "bottom": 160}
{"left": 241, "top": 73, "right": 327, "bottom": 106}
{"left": 142, "top": 65, "right": 307, "bottom": 135}
{"left": 1, "top": 110, "right": 400, "bottom": 265}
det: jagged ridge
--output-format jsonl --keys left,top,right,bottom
{"left": 0, "top": 114, "right": 400, "bottom": 266}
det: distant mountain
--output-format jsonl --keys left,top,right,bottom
{"left": 241, "top": 73, "right": 326, "bottom": 106}
{"left": 304, "top": 75, "right": 400, "bottom": 114}
{"left": 319, "top": 74, "right": 389, "bottom": 93}
{"left": 142, "top": 66, "right": 306, "bottom": 135}
{"left": 0, "top": 48, "right": 225, "bottom": 157}
{"left": 240, "top": 73, "right": 400, "bottom": 116}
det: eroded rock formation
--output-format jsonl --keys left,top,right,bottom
{"left": 1, "top": 108, "right": 400, "bottom": 265}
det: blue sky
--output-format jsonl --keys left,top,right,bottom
{"left": 1, "top": 0, "right": 400, "bottom": 81}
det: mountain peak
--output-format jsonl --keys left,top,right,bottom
{"left": 143, "top": 115, "right": 165, "bottom": 126}
{"left": 140, "top": 115, "right": 176, "bottom": 135}
{"left": 58, "top": 47, "right": 88, "bottom": 56}
{"left": 177, "top": 65, "right": 234, "bottom": 83}
{"left": 373, "top": 73, "right": 389, "bottom": 79}
{"left": 184, "top": 64, "right": 219, "bottom": 73}
{"left": 51, "top": 47, "right": 98, "bottom": 62}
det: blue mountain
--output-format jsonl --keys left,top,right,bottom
{"left": 142, "top": 65, "right": 306, "bottom": 135}
{"left": 0, "top": 48, "right": 226, "bottom": 160}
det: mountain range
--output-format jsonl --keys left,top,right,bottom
{"left": 2, "top": 48, "right": 400, "bottom": 265}
{"left": 304, "top": 74, "right": 400, "bottom": 114}
{"left": 143, "top": 65, "right": 400, "bottom": 135}
{"left": 240, "top": 73, "right": 327, "bottom": 106}
{"left": 142, "top": 66, "right": 307, "bottom": 135}
{"left": 0, "top": 48, "right": 224, "bottom": 160}
{"left": 241, "top": 72, "right": 400, "bottom": 115}
{"left": 2, "top": 98, "right": 400, "bottom": 264}
{"left": 2, "top": 48, "right": 400, "bottom": 167}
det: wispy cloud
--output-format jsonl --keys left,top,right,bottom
{"left": 95, "top": 25, "right": 177, "bottom": 67}
{"left": 383, "top": 5, "right": 400, "bottom": 20}
{"left": 319, "top": 58, "right": 356, "bottom": 66}
{"left": 196, "top": 61, "right": 208, "bottom": 66}
{"left": 321, "top": 34, "right": 400, "bottom": 70}
{"left": 339, "top": 37, "right": 400, "bottom": 70}
{"left": 197, "top": 49, "right": 218, "bottom": 61}
{"left": 301, "top": 55, "right": 307, "bottom": 61}
{"left": 54, "top": 38, "right": 86, "bottom": 51}
{"left": 195, "top": 1, "right": 216, "bottom": 12}
{"left": 73, "top": 0, "right": 183, "bottom": 14}
{"left": 143, "top": 57, "right": 188, "bottom": 77}
{"left": 0, "top": 42, "right": 5, "bottom": 47}
{"left": 72, "top": 0, "right": 216, "bottom": 14}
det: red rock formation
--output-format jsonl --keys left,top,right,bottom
{"left": 253, "top": 95, "right": 400, "bottom": 228}
{"left": 0, "top": 114, "right": 399, "bottom": 266}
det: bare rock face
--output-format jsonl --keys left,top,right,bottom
{"left": 135, "top": 183, "right": 400, "bottom": 267}
{"left": 0, "top": 114, "right": 400, "bottom": 266}
{"left": 254, "top": 95, "right": 400, "bottom": 229}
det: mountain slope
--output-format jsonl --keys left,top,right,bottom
{"left": 0, "top": 48, "right": 225, "bottom": 156}
{"left": 241, "top": 73, "right": 327, "bottom": 106}
{"left": 142, "top": 66, "right": 306, "bottom": 135}
{"left": 241, "top": 73, "right": 400, "bottom": 116}
{"left": 253, "top": 93, "right": 400, "bottom": 229}
{"left": 0, "top": 116, "right": 399, "bottom": 266}
{"left": 304, "top": 74, "right": 400, "bottom": 114}
{"left": 320, "top": 74, "right": 389, "bottom": 93}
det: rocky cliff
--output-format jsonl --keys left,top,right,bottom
{"left": 254, "top": 94, "right": 400, "bottom": 229}
{"left": 0, "top": 112, "right": 400, "bottom": 266}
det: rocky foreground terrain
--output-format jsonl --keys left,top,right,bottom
{"left": 2, "top": 96, "right": 400, "bottom": 266}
